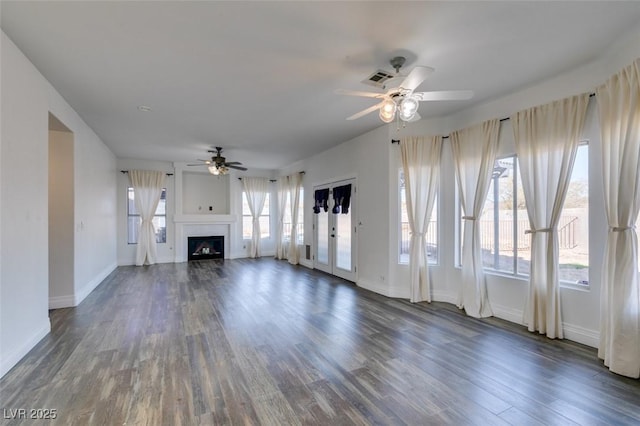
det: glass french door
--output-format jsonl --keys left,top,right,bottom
{"left": 313, "top": 179, "right": 356, "bottom": 282}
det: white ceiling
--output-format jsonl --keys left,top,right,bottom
{"left": 2, "top": 1, "right": 640, "bottom": 170}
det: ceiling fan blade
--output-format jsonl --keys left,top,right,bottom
{"left": 400, "top": 66, "right": 434, "bottom": 92}
{"left": 187, "top": 164, "right": 206, "bottom": 166}
{"left": 224, "top": 161, "right": 242, "bottom": 165}
{"left": 346, "top": 101, "right": 385, "bottom": 120}
{"left": 335, "top": 88, "right": 386, "bottom": 99}
{"left": 413, "top": 90, "right": 474, "bottom": 101}
{"left": 227, "top": 165, "right": 247, "bottom": 171}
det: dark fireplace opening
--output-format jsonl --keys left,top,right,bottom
{"left": 188, "top": 236, "right": 224, "bottom": 261}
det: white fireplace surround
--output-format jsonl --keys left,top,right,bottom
{"left": 175, "top": 221, "right": 231, "bottom": 262}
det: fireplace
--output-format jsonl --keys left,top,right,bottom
{"left": 188, "top": 236, "right": 224, "bottom": 261}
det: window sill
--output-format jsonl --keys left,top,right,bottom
{"left": 398, "top": 261, "right": 439, "bottom": 267}
{"left": 559, "top": 280, "right": 590, "bottom": 292}
{"left": 484, "top": 269, "right": 529, "bottom": 283}
{"left": 484, "top": 269, "right": 590, "bottom": 291}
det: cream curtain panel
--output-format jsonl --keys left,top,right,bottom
{"left": 288, "top": 173, "right": 303, "bottom": 265}
{"left": 597, "top": 58, "right": 640, "bottom": 378}
{"left": 451, "top": 119, "right": 500, "bottom": 318}
{"left": 512, "top": 93, "right": 589, "bottom": 339}
{"left": 129, "top": 170, "right": 165, "bottom": 266}
{"left": 275, "top": 178, "right": 289, "bottom": 260}
{"left": 400, "top": 136, "right": 442, "bottom": 303}
{"left": 243, "top": 177, "right": 269, "bottom": 258}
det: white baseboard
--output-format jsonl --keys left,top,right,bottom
{"left": 299, "top": 259, "right": 313, "bottom": 269}
{"left": 357, "top": 282, "right": 457, "bottom": 301}
{"left": 490, "top": 303, "right": 598, "bottom": 348}
{"left": 563, "top": 323, "right": 599, "bottom": 348}
{"left": 357, "top": 278, "right": 392, "bottom": 297}
{"left": 74, "top": 261, "right": 117, "bottom": 306}
{"left": 0, "top": 319, "right": 51, "bottom": 379}
{"left": 49, "top": 295, "right": 75, "bottom": 309}
{"left": 387, "top": 283, "right": 410, "bottom": 299}
{"left": 118, "top": 256, "right": 175, "bottom": 266}
{"left": 491, "top": 303, "right": 525, "bottom": 325}
{"left": 431, "top": 290, "right": 457, "bottom": 305}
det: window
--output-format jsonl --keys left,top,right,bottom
{"left": 127, "top": 187, "right": 166, "bottom": 244}
{"left": 242, "top": 192, "right": 271, "bottom": 239}
{"left": 480, "top": 156, "right": 527, "bottom": 275}
{"left": 399, "top": 170, "right": 438, "bottom": 264}
{"left": 476, "top": 148, "right": 589, "bottom": 282}
{"left": 558, "top": 143, "right": 589, "bottom": 285}
{"left": 283, "top": 188, "right": 304, "bottom": 245}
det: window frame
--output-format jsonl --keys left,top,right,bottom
{"left": 282, "top": 187, "right": 304, "bottom": 245}
{"left": 398, "top": 168, "right": 439, "bottom": 265}
{"left": 127, "top": 186, "right": 167, "bottom": 245}
{"left": 478, "top": 154, "right": 527, "bottom": 277}
{"left": 558, "top": 141, "right": 590, "bottom": 287}
{"left": 242, "top": 191, "right": 271, "bottom": 240}
{"left": 469, "top": 145, "right": 590, "bottom": 287}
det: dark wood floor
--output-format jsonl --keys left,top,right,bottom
{"left": 1, "top": 259, "right": 639, "bottom": 425}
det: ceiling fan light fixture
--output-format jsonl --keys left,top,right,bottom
{"left": 208, "top": 163, "right": 229, "bottom": 176}
{"left": 399, "top": 95, "right": 419, "bottom": 121}
{"left": 379, "top": 99, "right": 396, "bottom": 123}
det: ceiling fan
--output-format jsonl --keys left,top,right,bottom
{"left": 188, "top": 147, "right": 247, "bottom": 175}
{"left": 337, "top": 56, "right": 474, "bottom": 123}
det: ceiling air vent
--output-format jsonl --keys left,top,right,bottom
{"left": 361, "top": 69, "right": 396, "bottom": 88}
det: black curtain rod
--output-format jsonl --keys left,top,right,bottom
{"left": 237, "top": 171, "right": 305, "bottom": 182}
{"left": 238, "top": 178, "right": 277, "bottom": 182}
{"left": 391, "top": 92, "right": 596, "bottom": 144}
{"left": 120, "top": 170, "right": 173, "bottom": 176}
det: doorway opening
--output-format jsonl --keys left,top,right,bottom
{"left": 48, "top": 113, "right": 75, "bottom": 308}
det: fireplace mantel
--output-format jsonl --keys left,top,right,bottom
{"left": 174, "top": 214, "right": 236, "bottom": 224}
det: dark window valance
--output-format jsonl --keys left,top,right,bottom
{"left": 332, "top": 184, "right": 352, "bottom": 214}
{"left": 313, "top": 188, "right": 329, "bottom": 214}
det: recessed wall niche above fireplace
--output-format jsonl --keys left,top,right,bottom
{"left": 187, "top": 236, "right": 224, "bottom": 261}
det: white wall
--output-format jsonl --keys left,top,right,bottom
{"left": 182, "top": 172, "right": 229, "bottom": 214}
{"left": 0, "top": 31, "right": 51, "bottom": 378}
{"left": 279, "top": 124, "right": 390, "bottom": 290}
{"left": 49, "top": 129, "right": 74, "bottom": 308}
{"left": 1, "top": 31, "right": 118, "bottom": 377}
{"left": 45, "top": 77, "right": 118, "bottom": 308}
